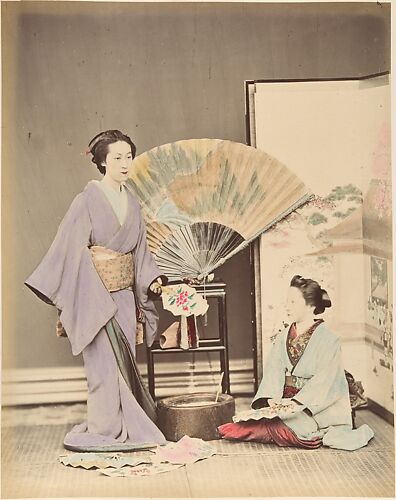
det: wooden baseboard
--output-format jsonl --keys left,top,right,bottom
{"left": 367, "top": 398, "right": 395, "bottom": 426}
{"left": 2, "top": 359, "right": 254, "bottom": 406}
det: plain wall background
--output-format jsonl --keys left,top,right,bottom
{"left": 2, "top": 2, "right": 390, "bottom": 370}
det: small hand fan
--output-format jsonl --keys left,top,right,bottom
{"left": 160, "top": 284, "right": 208, "bottom": 317}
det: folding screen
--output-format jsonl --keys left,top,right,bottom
{"left": 247, "top": 74, "right": 392, "bottom": 414}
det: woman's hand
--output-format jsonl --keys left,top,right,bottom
{"left": 149, "top": 277, "right": 163, "bottom": 296}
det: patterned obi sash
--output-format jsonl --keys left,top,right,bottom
{"left": 90, "top": 246, "right": 134, "bottom": 292}
{"left": 284, "top": 374, "right": 309, "bottom": 390}
{"left": 283, "top": 374, "right": 310, "bottom": 398}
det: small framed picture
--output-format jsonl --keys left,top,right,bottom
{"left": 370, "top": 256, "right": 388, "bottom": 305}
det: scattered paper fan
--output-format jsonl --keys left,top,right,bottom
{"left": 128, "top": 138, "right": 311, "bottom": 280}
{"left": 99, "top": 463, "right": 183, "bottom": 477}
{"left": 59, "top": 453, "right": 149, "bottom": 470}
{"left": 155, "top": 435, "right": 216, "bottom": 464}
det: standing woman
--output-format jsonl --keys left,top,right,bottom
{"left": 219, "top": 275, "right": 374, "bottom": 451}
{"left": 25, "top": 130, "right": 167, "bottom": 451}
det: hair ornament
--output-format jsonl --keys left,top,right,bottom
{"left": 88, "top": 133, "right": 106, "bottom": 154}
{"left": 321, "top": 291, "right": 330, "bottom": 301}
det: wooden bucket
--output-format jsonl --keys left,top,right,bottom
{"left": 157, "top": 392, "right": 235, "bottom": 441}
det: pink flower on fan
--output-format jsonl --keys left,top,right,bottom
{"left": 162, "top": 284, "right": 209, "bottom": 318}
{"left": 176, "top": 291, "right": 189, "bottom": 307}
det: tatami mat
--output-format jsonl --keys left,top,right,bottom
{"left": 1, "top": 405, "right": 394, "bottom": 498}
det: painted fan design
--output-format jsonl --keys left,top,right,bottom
{"left": 127, "top": 139, "right": 311, "bottom": 281}
{"left": 161, "top": 284, "right": 209, "bottom": 317}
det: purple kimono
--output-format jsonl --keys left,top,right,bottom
{"left": 25, "top": 181, "right": 166, "bottom": 450}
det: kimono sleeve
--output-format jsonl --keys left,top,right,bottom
{"left": 293, "top": 336, "right": 349, "bottom": 416}
{"left": 25, "top": 193, "right": 117, "bottom": 355}
{"left": 251, "top": 332, "right": 287, "bottom": 409}
{"left": 25, "top": 194, "right": 90, "bottom": 305}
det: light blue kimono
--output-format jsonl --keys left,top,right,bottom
{"left": 252, "top": 322, "right": 374, "bottom": 450}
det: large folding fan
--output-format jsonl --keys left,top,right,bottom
{"left": 127, "top": 139, "right": 311, "bottom": 281}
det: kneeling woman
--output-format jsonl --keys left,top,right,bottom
{"left": 219, "top": 275, "right": 374, "bottom": 450}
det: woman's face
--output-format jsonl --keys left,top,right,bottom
{"left": 102, "top": 141, "right": 133, "bottom": 184}
{"left": 285, "top": 286, "right": 314, "bottom": 323}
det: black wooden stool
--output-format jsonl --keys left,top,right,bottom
{"left": 146, "top": 281, "right": 230, "bottom": 399}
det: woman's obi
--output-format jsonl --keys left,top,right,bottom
{"left": 285, "top": 374, "right": 309, "bottom": 390}
{"left": 89, "top": 246, "right": 144, "bottom": 344}
{"left": 283, "top": 374, "right": 310, "bottom": 398}
{"left": 56, "top": 246, "right": 145, "bottom": 344}
{"left": 90, "top": 246, "right": 134, "bottom": 292}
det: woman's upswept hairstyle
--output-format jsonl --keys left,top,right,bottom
{"left": 87, "top": 129, "right": 137, "bottom": 174}
{"left": 290, "top": 275, "right": 332, "bottom": 315}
